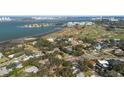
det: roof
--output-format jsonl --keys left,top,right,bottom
{"left": 8, "top": 54, "right": 15, "bottom": 58}
{"left": 107, "top": 59, "right": 122, "bottom": 65}
{"left": 98, "top": 60, "right": 109, "bottom": 67}
{"left": 25, "top": 66, "right": 39, "bottom": 73}
{"left": 89, "top": 60, "right": 96, "bottom": 66}
{"left": 98, "top": 60, "right": 109, "bottom": 64}
{"left": 76, "top": 72, "right": 85, "bottom": 77}
{"left": 0, "top": 53, "right": 3, "bottom": 58}
{"left": 0, "top": 67, "right": 9, "bottom": 76}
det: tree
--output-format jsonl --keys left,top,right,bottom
{"left": 62, "top": 61, "right": 72, "bottom": 67}
{"left": 35, "top": 38, "right": 55, "bottom": 51}
{"left": 84, "top": 70, "right": 93, "bottom": 77}
{"left": 106, "top": 70, "right": 121, "bottom": 77}
{"left": 59, "top": 68, "right": 75, "bottom": 77}
{"left": 49, "top": 57, "right": 62, "bottom": 67}
{"left": 78, "top": 61, "right": 89, "bottom": 72}
{"left": 111, "top": 63, "right": 124, "bottom": 76}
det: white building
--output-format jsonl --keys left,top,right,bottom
{"left": 8, "top": 54, "right": 15, "bottom": 58}
{"left": 67, "top": 22, "right": 74, "bottom": 27}
{"left": 98, "top": 60, "right": 109, "bottom": 68}
{"left": 67, "top": 21, "right": 93, "bottom": 27}
{"left": 24, "top": 66, "right": 39, "bottom": 73}
{"left": 76, "top": 72, "right": 85, "bottom": 77}
{"left": 16, "top": 63, "right": 23, "bottom": 69}
{"left": 47, "top": 38, "right": 54, "bottom": 42}
{"left": 32, "top": 41, "right": 37, "bottom": 45}
{"left": 0, "top": 53, "right": 3, "bottom": 59}
{"left": 23, "top": 55, "right": 34, "bottom": 61}
{"left": 86, "top": 22, "right": 94, "bottom": 26}
{"left": 0, "top": 67, "right": 10, "bottom": 76}
{"left": 109, "top": 17, "right": 118, "bottom": 21}
{"left": 0, "top": 17, "right": 11, "bottom": 22}
{"left": 79, "top": 22, "right": 86, "bottom": 25}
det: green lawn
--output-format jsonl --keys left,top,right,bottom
{"left": 0, "top": 57, "right": 9, "bottom": 63}
{"left": 110, "top": 34, "right": 124, "bottom": 40}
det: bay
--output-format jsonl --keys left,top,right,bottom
{"left": 0, "top": 16, "right": 89, "bottom": 42}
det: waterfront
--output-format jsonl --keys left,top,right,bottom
{"left": 0, "top": 16, "right": 88, "bottom": 42}
{"left": 1, "top": 16, "right": 124, "bottom": 77}
{"left": 0, "top": 20, "right": 61, "bottom": 42}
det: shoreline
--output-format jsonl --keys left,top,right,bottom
{"left": 0, "top": 27, "right": 63, "bottom": 45}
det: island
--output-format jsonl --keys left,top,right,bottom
{"left": 19, "top": 23, "right": 52, "bottom": 28}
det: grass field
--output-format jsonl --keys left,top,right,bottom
{"left": 0, "top": 57, "right": 9, "bottom": 63}
{"left": 43, "top": 25, "right": 124, "bottom": 40}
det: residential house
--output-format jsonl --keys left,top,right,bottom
{"left": 23, "top": 55, "right": 34, "bottom": 61}
{"left": 86, "top": 22, "right": 94, "bottom": 26}
{"left": 107, "top": 59, "right": 123, "bottom": 70}
{"left": 8, "top": 54, "right": 15, "bottom": 58}
{"left": 96, "top": 60, "right": 109, "bottom": 68}
{"left": 76, "top": 72, "right": 85, "bottom": 77}
{"left": 0, "top": 52, "right": 4, "bottom": 59}
{"left": 47, "top": 38, "right": 54, "bottom": 42}
{"left": 95, "top": 60, "right": 109, "bottom": 75}
{"left": 113, "top": 48, "right": 124, "bottom": 56}
{"left": 24, "top": 66, "right": 39, "bottom": 73}
{"left": 0, "top": 67, "right": 10, "bottom": 76}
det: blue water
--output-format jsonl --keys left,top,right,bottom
{"left": 0, "top": 21, "right": 58, "bottom": 42}
{"left": 0, "top": 17, "right": 88, "bottom": 42}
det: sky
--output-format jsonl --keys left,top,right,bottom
{"left": 0, "top": 0, "right": 124, "bottom": 15}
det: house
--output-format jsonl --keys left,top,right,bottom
{"left": 76, "top": 72, "right": 85, "bottom": 77}
{"left": 0, "top": 52, "right": 4, "bottom": 59}
{"left": 86, "top": 22, "right": 94, "bottom": 26}
{"left": 97, "top": 60, "right": 109, "bottom": 68}
{"left": 65, "top": 55, "right": 79, "bottom": 62}
{"left": 66, "top": 47, "right": 73, "bottom": 53}
{"left": 107, "top": 59, "right": 123, "bottom": 69}
{"left": 17, "top": 44, "right": 23, "bottom": 48}
{"left": 68, "top": 38, "right": 73, "bottom": 42}
{"left": 109, "top": 17, "right": 118, "bottom": 21}
{"left": 89, "top": 60, "right": 97, "bottom": 67}
{"left": 32, "top": 41, "right": 37, "bottom": 45}
{"left": 39, "top": 59, "right": 49, "bottom": 65}
{"left": 79, "top": 22, "right": 86, "bottom": 25}
{"left": 13, "top": 60, "right": 23, "bottom": 69}
{"left": 95, "top": 60, "right": 109, "bottom": 73}
{"left": 34, "top": 51, "right": 43, "bottom": 58}
{"left": 24, "top": 66, "right": 39, "bottom": 73}
{"left": 0, "top": 67, "right": 10, "bottom": 76}
{"left": 66, "top": 22, "right": 86, "bottom": 27}
{"left": 95, "top": 59, "right": 123, "bottom": 71}
{"left": 53, "top": 48, "right": 60, "bottom": 52}
{"left": 94, "top": 60, "right": 109, "bottom": 76}
{"left": 56, "top": 54, "right": 62, "bottom": 59}
{"left": 0, "top": 17, "right": 11, "bottom": 22}
{"left": 23, "top": 55, "right": 34, "bottom": 61}
{"left": 8, "top": 54, "right": 15, "bottom": 58}
{"left": 110, "top": 39, "right": 120, "bottom": 46}
{"left": 47, "top": 38, "right": 54, "bottom": 42}
{"left": 95, "top": 44, "right": 102, "bottom": 50}
{"left": 7, "top": 62, "right": 23, "bottom": 69}
{"left": 66, "top": 22, "right": 75, "bottom": 27}
{"left": 72, "top": 66, "right": 80, "bottom": 75}
{"left": 113, "top": 48, "right": 124, "bottom": 56}
{"left": 16, "top": 63, "right": 23, "bottom": 69}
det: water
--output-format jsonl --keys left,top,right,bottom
{"left": 0, "top": 21, "right": 58, "bottom": 42}
{"left": 0, "top": 16, "right": 89, "bottom": 42}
